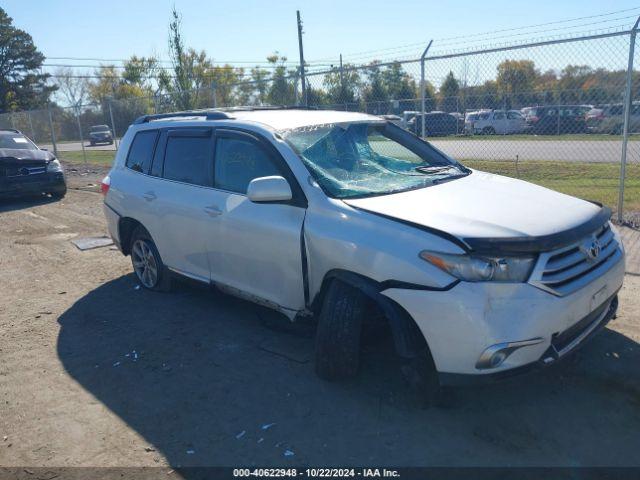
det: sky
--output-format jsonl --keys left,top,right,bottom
{"left": 4, "top": 0, "right": 640, "bottom": 71}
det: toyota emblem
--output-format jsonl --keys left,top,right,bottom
{"left": 580, "top": 236, "right": 601, "bottom": 262}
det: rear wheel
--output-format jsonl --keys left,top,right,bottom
{"left": 315, "top": 280, "right": 367, "bottom": 381}
{"left": 130, "top": 227, "right": 172, "bottom": 292}
{"left": 482, "top": 126, "right": 496, "bottom": 135}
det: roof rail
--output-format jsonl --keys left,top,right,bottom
{"left": 0, "top": 128, "right": 21, "bottom": 134}
{"left": 133, "top": 109, "right": 233, "bottom": 124}
{"left": 219, "top": 105, "right": 318, "bottom": 112}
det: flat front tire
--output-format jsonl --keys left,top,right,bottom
{"left": 315, "top": 280, "right": 367, "bottom": 381}
{"left": 130, "top": 227, "right": 171, "bottom": 292}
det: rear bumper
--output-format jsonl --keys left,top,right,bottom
{"left": 0, "top": 172, "right": 66, "bottom": 197}
{"left": 103, "top": 202, "right": 122, "bottom": 251}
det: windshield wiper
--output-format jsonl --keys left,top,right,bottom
{"left": 413, "top": 165, "right": 458, "bottom": 174}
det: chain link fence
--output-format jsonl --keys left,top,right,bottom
{"left": 1, "top": 27, "right": 639, "bottom": 222}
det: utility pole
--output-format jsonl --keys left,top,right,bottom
{"left": 296, "top": 10, "right": 307, "bottom": 106}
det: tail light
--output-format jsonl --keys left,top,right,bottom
{"left": 529, "top": 115, "right": 539, "bottom": 123}
{"left": 101, "top": 175, "right": 110, "bottom": 196}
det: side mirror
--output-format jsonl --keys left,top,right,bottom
{"left": 247, "top": 176, "right": 292, "bottom": 203}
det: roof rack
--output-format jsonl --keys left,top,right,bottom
{"left": 133, "top": 105, "right": 320, "bottom": 124}
{"left": 133, "top": 109, "right": 233, "bottom": 124}
{"left": 0, "top": 128, "right": 21, "bottom": 133}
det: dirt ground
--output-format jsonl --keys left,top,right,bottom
{"left": 1, "top": 164, "right": 640, "bottom": 468}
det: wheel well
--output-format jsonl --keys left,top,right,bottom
{"left": 312, "top": 269, "right": 429, "bottom": 360}
{"left": 118, "top": 217, "right": 143, "bottom": 256}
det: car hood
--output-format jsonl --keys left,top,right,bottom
{"left": 0, "top": 148, "right": 54, "bottom": 164}
{"left": 343, "top": 170, "right": 606, "bottom": 253}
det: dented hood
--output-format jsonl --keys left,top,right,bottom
{"left": 344, "top": 170, "right": 606, "bottom": 253}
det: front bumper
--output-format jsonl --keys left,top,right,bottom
{"left": 0, "top": 172, "right": 66, "bottom": 198}
{"left": 381, "top": 250, "right": 625, "bottom": 380}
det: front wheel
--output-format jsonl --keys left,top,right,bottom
{"left": 130, "top": 227, "right": 172, "bottom": 292}
{"left": 315, "top": 280, "right": 367, "bottom": 381}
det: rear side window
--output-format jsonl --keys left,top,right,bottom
{"left": 163, "top": 134, "right": 213, "bottom": 187}
{"left": 126, "top": 130, "right": 158, "bottom": 173}
{"left": 214, "top": 136, "right": 280, "bottom": 194}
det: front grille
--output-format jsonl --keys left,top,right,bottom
{"left": 2, "top": 165, "right": 46, "bottom": 177}
{"left": 529, "top": 223, "right": 622, "bottom": 296}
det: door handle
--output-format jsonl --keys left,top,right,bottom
{"left": 203, "top": 205, "right": 223, "bottom": 217}
{"left": 143, "top": 191, "right": 157, "bottom": 202}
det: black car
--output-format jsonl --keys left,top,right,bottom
{"left": 0, "top": 129, "right": 66, "bottom": 199}
{"left": 525, "top": 105, "right": 588, "bottom": 135}
{"left": 410, "top": 112, "right": 458, "bottom": 136}
{"left": 88, "top": 125, "right": 114, "bottom": 146}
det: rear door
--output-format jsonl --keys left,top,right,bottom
{"left": 149, "top": 127, "right": 216, "bottom": 281}
{"left": 205, "top": 129, "right": 307, "bottom": 311}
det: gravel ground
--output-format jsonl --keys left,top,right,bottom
{"left": 0, "top": 166, "right": 639, "bottom": 468}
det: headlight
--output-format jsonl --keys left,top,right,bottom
{"left": 47, "top": 158, "right": 63, "bottom": 173}
{"left": 419, "top": 250, "right": 536, "bottom": 282}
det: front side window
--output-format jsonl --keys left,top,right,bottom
{"left": 126, "top": 130, "right": 158, "bottom": 173}
{"left": 163, "top": 135, "right": 212, "bottom": 187}
{"left": 0, "top": 132, "right": 38, "bottom": 150}
{"left": 282, "top": 122, "right": 469, "bottom": 199}
{"left": 214, "top": 136, "right": 280, "bottom": 194}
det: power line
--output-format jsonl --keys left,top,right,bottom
{"left": 309, "top": 6, "right": 640, "bottom": 63}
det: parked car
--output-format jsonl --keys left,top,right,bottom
{"left": 380, "top": 114, "right": 402, "bottom": 126}
{"left": 88, "top": 125, "right": 114, "bottom": 146}
{"left": 400, "top": 110, "right": 420, "bottom": 130}
{"left": 0, "top": 129, "right": 66, "bottom": 199}
{"left": 524, "top": 105, "right": 588, "bottom": 135}
{"left": 464, "top": 110, "right": 526, "bottom": 135}
{"left": 102, "top": 108, "right": 625, "bottom": 397}
{"left": 409, "top": 111, "right": 458, "bottom": 136}
{"left": 586, "top": 103, "right": 640, "bottom": 134}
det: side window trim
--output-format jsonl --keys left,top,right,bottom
{"left": 125, "top": 129, "right": 159, "bottom": 175}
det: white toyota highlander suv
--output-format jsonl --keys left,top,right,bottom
{"left": 102, "top": 107, "right": 625, "bottom": 394}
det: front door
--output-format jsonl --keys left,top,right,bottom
{"left": 206, "top": 129, "right": 307, "bottom": 312}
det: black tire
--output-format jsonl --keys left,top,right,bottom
{"left": 482, "top": 126, "right": 496, "bottom": 135}
{"left": 315, "top": 280, "right": 367, "bottom": 381}
{"left": 49, "top": 186, "right": 67, "bottom": 199}
{"left": 401, "top": 350, "right": 452, "bottom": 408}
{"left": 129, "top": 226, "right": 172, "bottom": 292}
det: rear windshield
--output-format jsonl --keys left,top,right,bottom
{"left": 90, "top": 125, "right": 110, "bottom": 132}
{"left": 0, "top": 132, "right": 38, "bottom": 150}
{"left": 281, "top": 122, "right": 469, "bottom": 199}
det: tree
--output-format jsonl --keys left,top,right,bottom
{"left": 323, "top": 64, "right": 360, "bottom": 108}
{"left": 122, "top": 55, "right": 160, "bottom": 93}
{"left": 381, "top": 62, "right": 417, "bottom": 113}
{"left": 439, "top": 71, "right": 459, "bottom": 112}
{"left": 0, "top": 7, "right": 55, "bottom": 111}
{"left": 362, "top": 61, "right": 388, "bottom": 113}
{"left": 496, "top": 59, "right": 537, "bottom": 108}
{"left": 266, "top": 53, "right": 296, "bottom": 105}
{"left": 52, "top": 68, "right": 90, "bottom": 108}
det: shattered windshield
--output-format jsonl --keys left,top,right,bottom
{"left": 281, "top": 122, "right": 469, "bottom": 199}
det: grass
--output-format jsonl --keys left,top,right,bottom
{"left": 431, "top": 134, "right": 640, "bottom": 142}
{"left": 463, "top": 159, "right": 640, "bottom": 212}
{"left": 58, "top": 150, "right": 115, "bottom": 166}
{"left": 57, "top": 149, "right": 640, "bottom": 213}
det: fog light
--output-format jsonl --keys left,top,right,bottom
{"left": 490, "top": 351, "right": 508, "bottom": 368}
{"left": 476, "top": 338, "right": 544, "bottom": 370}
